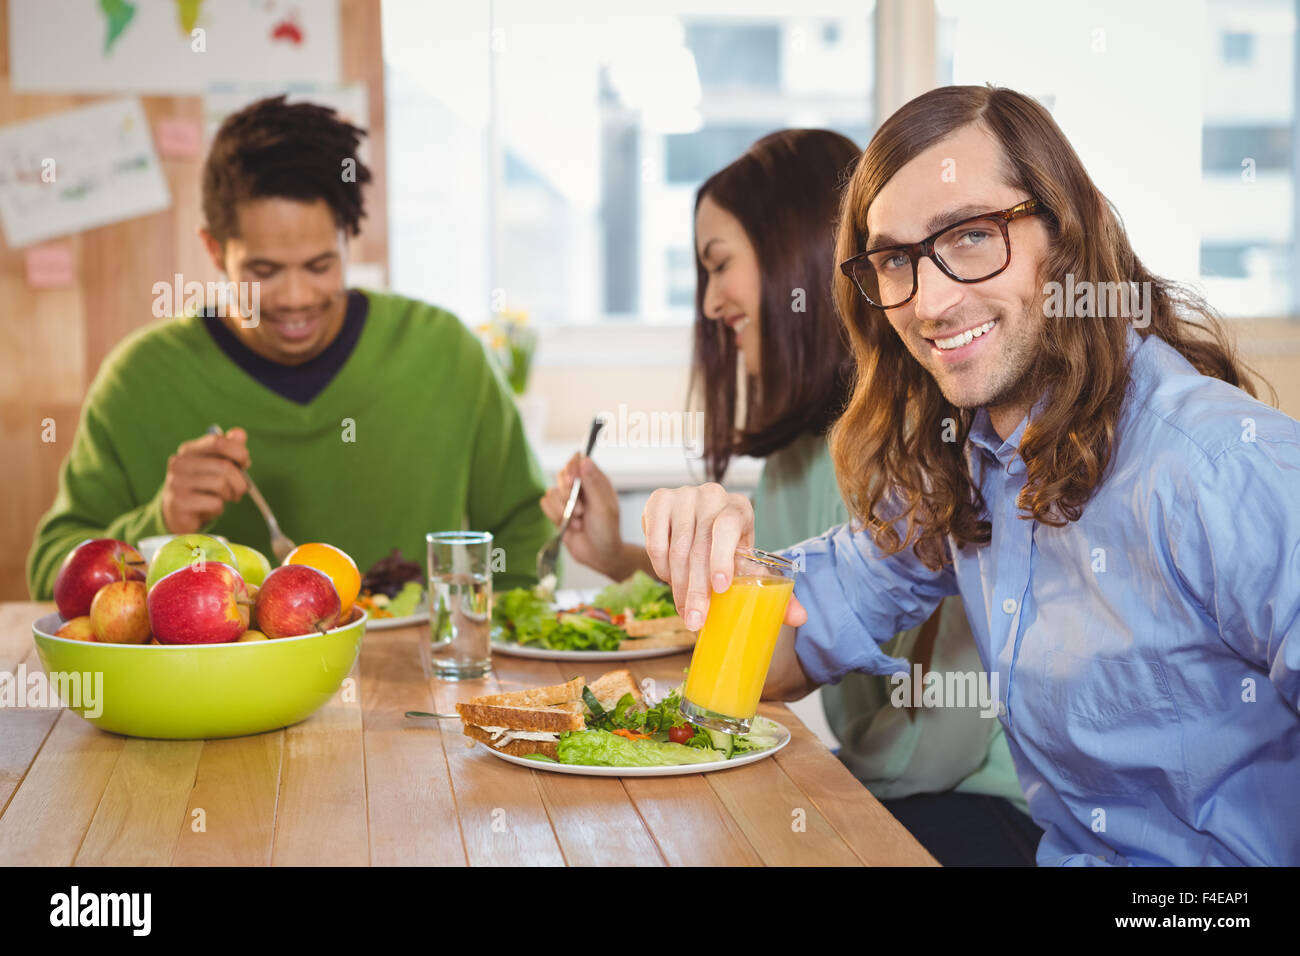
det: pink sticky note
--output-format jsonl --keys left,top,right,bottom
{"left": 154, "top": 117, "right": 203, "bottom": 160}
{"left": 24, "top": 243, "right": 75, "bottom": 288}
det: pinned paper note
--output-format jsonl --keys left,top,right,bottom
{"left": 154, "top": 117, "right": 202, "bottom": 160}
{"left": 24, "top": 242, "right": 75, "bottom": 288}
{"left": 0, "top": 97, "right": 171, "bottom": 247}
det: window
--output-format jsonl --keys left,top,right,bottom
{"left": 385, "top": 1, "right": 874, "bottom": 327}
{"left": 1222, "top": 31, "right": 1255, "bottom": 63}
{"left": 1202, "top": 125, "right": 1290, "bottom": 173}
{"left": 937, "top": 0, "right": 1295, "bottom": 318}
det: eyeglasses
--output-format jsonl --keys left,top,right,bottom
{"left": 840, "top": 199, "right": 1045, "bottom": 310}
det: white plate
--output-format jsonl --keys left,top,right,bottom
{"left": 477, "top": 719, "right": 791, "bottom": 776}
{"left": 491, "top": 587, "right": 692, "bottom": 660}
{"left": 364, "top": 590, "right": 430, "bottom": 631}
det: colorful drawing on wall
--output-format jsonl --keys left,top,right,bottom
{"left": 10, "top": 0, "right": 340, "bottom": 94}
{"left": 100, "top": 0, "right": 137, "bottom": 53}
{"left": 175, "top": 0, "right": 206, "bottom": 36}
{"left": 0, "top": 99, "right": 171, "bottom": 249}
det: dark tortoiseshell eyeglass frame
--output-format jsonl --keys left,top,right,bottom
{"left": 839, "top": 198, "right": 1045, "bottom": 309}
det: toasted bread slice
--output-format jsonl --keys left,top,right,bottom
{"left": 619, "top": 630, "right": 697, "bottom": 650}
{"left": 586, "top": 668, "right": 644, "bottom": 707}
{"left": 467, "top": 675, "right": 584, "bottom": 708}
{"left": 460, "top": 670, "right": 645, "bottom": 758}
{"left": 463, "top": 724, "right": 561, "bottom": 759}
{"left": 454, "top": 699, "right": 585, "bottom": 733}
{"left": 623, "top": 615, "right": 686, "bottom": 637}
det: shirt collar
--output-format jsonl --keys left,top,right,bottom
{"left": 965, "top": 325, "right": 1146, "bottom": 471}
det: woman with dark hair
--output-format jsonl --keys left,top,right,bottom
{"left": 542, "top": 128, "right": 1040, "bottom": 865}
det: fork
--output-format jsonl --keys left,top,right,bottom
{"left": 207, "top": 425, "right": 296, "bottom": 562}
{"left": 535, "top": 416, "right": 605, "bottom": 594}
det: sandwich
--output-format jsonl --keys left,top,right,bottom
{"left": 455, "top": 669, "right": 643, "bottom": 759}
{"left": 618, "top": 613, "right": 696, "bottom": 650}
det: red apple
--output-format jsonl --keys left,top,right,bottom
{"left": 53, "top": 539, "right": 147, "bottom": 619}
{"left": 55, "top": 615, "right": 97, "bottom": 641}
{"left": 89, "top": 579, "right": 151, "bottom": 644}
{"left": 256, "top": 565, "right": 341, "bottom": 638}
{"left": 148, "top": 563, "right": 250, "bottom": 645}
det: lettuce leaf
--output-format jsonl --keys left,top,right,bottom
{"left": 492, "top": 588, "right": 625, "bottom": 650}
{"left": 557, "top": 729, "right": 724, "bottom": 766}
{"left": 385, "top": 580, "right": 424, "bottom": 618}
{"left": 730, "top": 716, "right": 783, "bottom": 754}
{"left": 593, "top": 571, "right": 675, "bottom": 619}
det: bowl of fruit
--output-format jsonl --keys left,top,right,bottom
{"left": 32, "top": 535, "right": 368, "bottom": 740}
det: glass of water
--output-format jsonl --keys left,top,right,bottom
{"left": 425, "top": 531, "right": 493, "bottom": 680}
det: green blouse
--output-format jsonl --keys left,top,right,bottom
{"left": 751, "top": 431, "right": 1029, "bottom": 815}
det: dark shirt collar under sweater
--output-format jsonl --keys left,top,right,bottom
{"left": 201, "top": 290, "right": 368, "bottom": 406}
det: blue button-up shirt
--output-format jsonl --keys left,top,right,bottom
{"left": 788, "top": 328, "right": 1300, "bottom": 865}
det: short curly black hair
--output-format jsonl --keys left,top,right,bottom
{"left": 202, "top": 95, "right": 372, "bottom": 244}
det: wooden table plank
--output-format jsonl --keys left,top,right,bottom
{"left": 0, "top": 710, "right": 123, "bottom": 865}
{"left": 535, "top": 773, "right": 665, "bottom": 867}
{"left": 173, "top": 732, "right": 283, "bottom": 867}
{"left": 773, "top": 708, "right": 939, "bottom": 867}
{"left": 622, "top": 775, "right": 763, "bottom": 866}
{"left": 271, "top": 660, "right": 370, "bottom": 866}
{"left": 75, "top": 738, "right": 202, "bottom": 866}
{"left": 359, "top": 628, "right": 467, "bottom": 866}
{"left": 0, "top": 646, "right": 61, "bottom": 819}
{"left": 431, "top": 652, "right": 566, "bottom": 866}
{"left": 704, "top": 745, "right": 863, "bottom": 866}
{"left": 623, "top": 655, "right": 927, "bottom": 866}
{"left": 0, "top": 603, "right": 49, "bottom": 665}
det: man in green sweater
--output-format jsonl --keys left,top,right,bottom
{"left": 27, "top": 96, "right": 551, "bottom": 598}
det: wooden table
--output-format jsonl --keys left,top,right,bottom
{"left": 0, "top": 602, "right": 936, "bottom": 866}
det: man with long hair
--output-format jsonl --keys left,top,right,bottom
{"left": 641, "top": 86, "right": 1299, "bottom": 865}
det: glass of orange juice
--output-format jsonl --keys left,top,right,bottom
{"left": 681, "top": 548, "right": 797, "bottom": 735}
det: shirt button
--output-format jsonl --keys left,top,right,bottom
{"left": 998, "top": 701, "right": 1007, "bottom": 717}
{"left": 1002, "top": 598, "right": 1018, "bottom": 614}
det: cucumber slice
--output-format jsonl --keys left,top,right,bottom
{"left": 705, "top": 728, "right": 735, "bottom": 757}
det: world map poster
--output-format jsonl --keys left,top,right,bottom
{"left": 9, "top": 0, "right": 340, "bottom": 94}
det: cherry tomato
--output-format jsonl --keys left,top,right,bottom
{"left": 669, "top": 725, "right": 694, "bottom": 744}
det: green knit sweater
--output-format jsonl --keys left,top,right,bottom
{"left": 27, "top": 290, "right": 552, "bottom": 598}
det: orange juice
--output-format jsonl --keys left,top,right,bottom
{"left": 683, "top": 574, "right": 795, "bottom": 722}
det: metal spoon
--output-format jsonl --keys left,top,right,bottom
{"left": 207, "top": 424, "right": 296, "bottom": 562}
{"left": 405, "top": 710, "right": 459, "bottom": 719}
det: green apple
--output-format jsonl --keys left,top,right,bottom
{"left": 228, "top": 543, "right": 272, "bottom": 587}
{"left": 146, "top": 534, "right": 239, "bottom": 591}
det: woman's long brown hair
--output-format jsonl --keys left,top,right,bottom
{"left": 691, "top": 129, "right": 861, "bottom": 482}
{"left": 830, "top": 85, "right": 1275, "bottom": 570}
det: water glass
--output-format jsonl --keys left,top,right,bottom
{"left": 425, "top": 531, "right": 493, "bottom": 680}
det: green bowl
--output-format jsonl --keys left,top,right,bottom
{"left": 31, "top": 610, "right": 367, "bottom": 739}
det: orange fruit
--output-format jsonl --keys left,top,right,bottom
{"left": 283, "top": 543, "right": 360, "bottom": 611}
